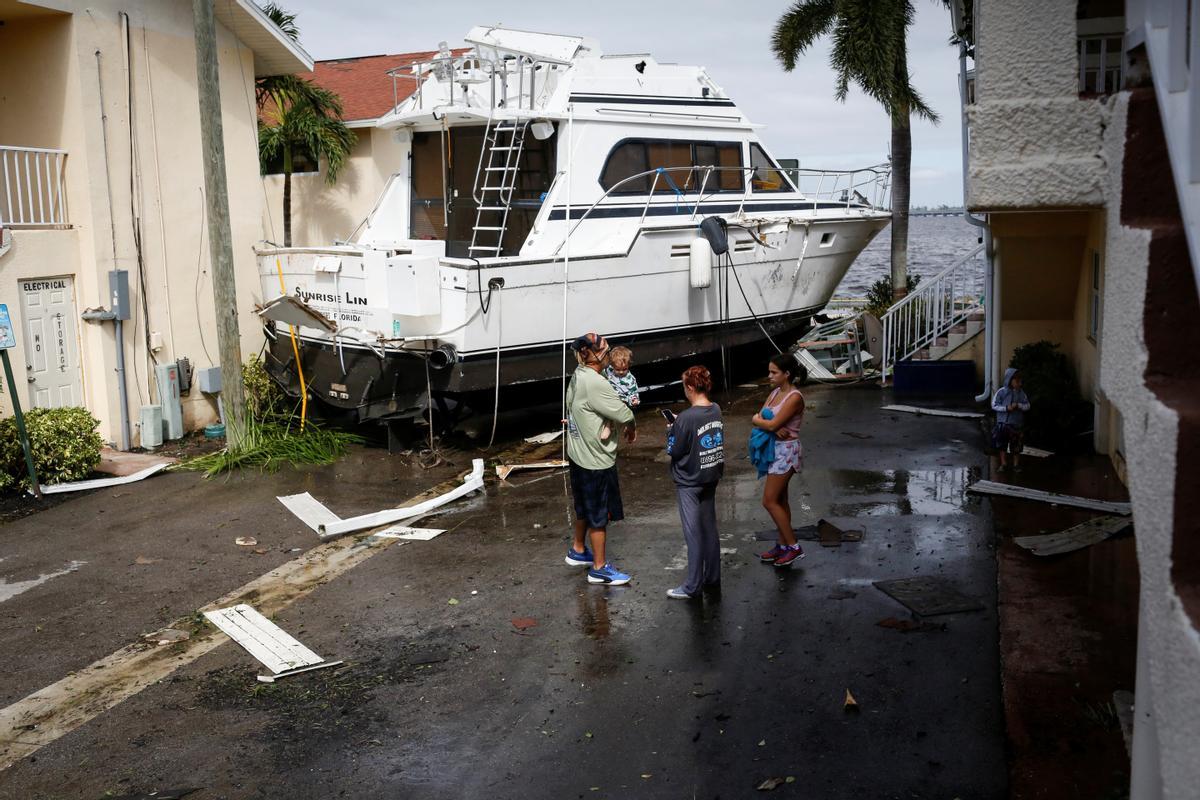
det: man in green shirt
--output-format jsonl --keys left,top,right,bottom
{"left": 564, "top": 332, "right": 637, "bottom": 585}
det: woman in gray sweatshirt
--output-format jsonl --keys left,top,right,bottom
{"left": 665, "top": 366, "right": 725, "bottom": 599}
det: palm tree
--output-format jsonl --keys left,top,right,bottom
{"left": 256, "top": 3, "right": 356, "bottom": 247}
{"left": 772, "top": 0, "right": 939, "bottom": 300}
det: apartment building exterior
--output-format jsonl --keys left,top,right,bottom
{"left": 962, "top": 0, "right": 1199, "bottom": 796}
{"left": 0, "top": 0, "right": 312, "bottom": 446}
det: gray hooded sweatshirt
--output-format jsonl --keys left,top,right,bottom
{"left": 991, "top": 367, "right": 1031, "bottom": 427}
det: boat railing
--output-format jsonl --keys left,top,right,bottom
{"left": 879, "top": 242, "right": 986, "bottom": 383}
{"left": 549, "top": 163, "right": 891, "bottom": 257}
{"left": 386, "top": 51, "right": 554, "bottom": 116}
{"left": 789, "top": 165, "right": 892, "bottom": 212}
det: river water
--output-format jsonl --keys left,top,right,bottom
{"left": 834, "top": 215, "right": 984, "bottom": 298}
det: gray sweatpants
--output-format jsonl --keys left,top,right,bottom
{"left": 676, "top": 484, "right": 720, "bottom": 595}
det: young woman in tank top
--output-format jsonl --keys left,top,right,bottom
{"left": 750, "top": 353, "right": 808, "bottom": 567}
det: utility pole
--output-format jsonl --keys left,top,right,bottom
{"left": 192, "top": 0, "right": 247, "bottom": 447}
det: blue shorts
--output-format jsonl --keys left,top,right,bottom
{"left": 569, "top": 461, "right": 624, "bottom": 530}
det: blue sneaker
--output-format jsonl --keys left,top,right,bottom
{"left": 565, "top": 546, "right": 594, "bottom": 567}
{"left": 587, "top": 563, "right": 631, "bottom": 585}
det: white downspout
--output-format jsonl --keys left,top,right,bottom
{"left": 957, "top": 39, "right": 995, "bottom": 404}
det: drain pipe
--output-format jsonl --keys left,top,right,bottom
{"left": 957, "top": 40, "right": 995, "bottom": 404}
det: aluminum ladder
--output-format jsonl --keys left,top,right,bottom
{"left": 468, "top": 119, "right": 530, "bottom": 258}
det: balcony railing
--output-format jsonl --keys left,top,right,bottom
{"left": 0, "top": 146, "right": 68, "bottom": 228}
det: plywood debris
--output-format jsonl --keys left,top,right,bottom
{"left": 496, "top": 460, "right": 568, "bottom": 481}
{"left": 881, "top": 404, "right": 984, "bottom": 419}
{"left": 203, "top": 603, "right": 342, "bottom": 683}
{"left": 967, "top": 480, "right": 1132, "bottom": 515}
{"left": 1013, "top": 515, "right": 1131, "bottom": 556}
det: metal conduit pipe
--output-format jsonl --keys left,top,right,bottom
{"left": 957, "top": 40, "right": 996, "bottom": 404}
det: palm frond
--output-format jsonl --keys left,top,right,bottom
{"left": 770, "top": 0, "right": 838, "bottom": 71}
{"left": 258, "top": 2, "right": 300, "bottom": 43}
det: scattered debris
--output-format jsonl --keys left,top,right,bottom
{"left": 320, "top": 459, "right": 486, "bottom": 538}
{"left": 373, "top": 526, "right": 448, "bottom": 541}
{"left": 967, "top": 480, "right": 1132, "bottom": 515}
{"left": 511, "top": 617, "right": 537, "bottom": 631}
{"left": 234, "top": 537, "right": 257, "bottom": 547}
{"left": 817, "top": 519, "right": 863, "bottom": 547}
{"left": 96, "top": 447, "right": 177, "bottom": 477}
{"left": 876, "top": 617, "right": 946, "bottom": 633}
{"left": 142, "top": 628, "right": 190, "bottom": 646}
{"left": 841, "top": 431, "right": 873, "bottom": 440}
{"left": 1113, "top": 689, "right": 1135, "bottom": 757}
{"left": 496, "top": 459, "right": 568, "bottom": 481}
{"left": 827, "top": 589, "right": 857, "bottom": 600}
{"left": 32, "top": 463, "right": 168, "bottom": 496}
{"left": 104, "top": 789, "right": 201, "bottom": 800}
{"left": 1021, "top": 445, "right": 1054, "bottom": 458}
{"left": 132, "top": 556, "right": 161, "bottom": 566}
{"left": 524, "top": 430, "right": 563, "bottom": 445}
{"left": 844, "top": 688, "right": 859, "bottom": 712}
{"left": 1013, "top": 515, "right": 1131, "bottom": 556}
{"left": 873, "top": 576, "right": 984, "bottom": 617}
{"left": 757, "top": 523, "right": 861, "bottom": 543}
{"left": 881, "top": 404, "right": 984, "bottom": 419}
{"left": 756, "top": 777, "right": 787, "bottom": 791}
{"left": 203, "top": 604, "right": 342, "bottom": 683}
{"left": 276, "top": 492, "right": 340, "bottom": 534}
{"left": 448, "top": 598, "right": 460, "bottom": 606}
{"left": 257, "top": 293, "right": 337, "bottom": 332}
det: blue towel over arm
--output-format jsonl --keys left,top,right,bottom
{"left": 748, "top": 408, "right": 775, "bottom": 478}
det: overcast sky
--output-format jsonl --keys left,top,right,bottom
{"left": 281, "top": 1, "right": 965, "bottom": 207}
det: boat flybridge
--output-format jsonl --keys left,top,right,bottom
{"left": 255, "top": 26, "right": 891, "bottom": 431}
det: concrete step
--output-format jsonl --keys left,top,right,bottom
{"left": 965, "top": 319, "right": 984, "bottom": 337}
{"left": 927, "top": 344, "right": 949, "bottom": 360}
{"left": 946, "top": 331, "right": 969, "bottom": 350}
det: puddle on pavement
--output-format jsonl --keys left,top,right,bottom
{"left": 0, "top": 560, "right": 86, "bottom": 604}
{"left": 824, "top": 467, "right": 980, "bottom": 517}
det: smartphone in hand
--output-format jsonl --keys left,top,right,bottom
{"left": 660, "top": 408, "right": 677, "bottom": 424}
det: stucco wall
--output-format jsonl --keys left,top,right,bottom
{"left": 968, "top": 0, "right": 1108, "bottom": 209}
{"left": 262, "top": 127, "right": 405, "bottom": 247}
{"left": 1099, "top": 92, "right": 1200, "bottom": 799}
{"left": 0, "top": 1, "right": 273, "bottom": 446}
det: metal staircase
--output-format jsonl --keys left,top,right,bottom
{"left": 468, "top": 118, "right": 531, "bottom": 258}
{"left": 879, "top": 242, "right": 986, "bottom": 383}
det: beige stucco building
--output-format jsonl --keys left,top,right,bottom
{"left": 965, "top": 0, "right": 1199, "bottom": 796}
{"left": 0, "top": 0, "right": 311, "bottom": 446}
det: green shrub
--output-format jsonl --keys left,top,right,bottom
{"left": 1008, "top": 340, "right": 1089, "bottom": 448}
{"left": 864, "top": 273, "right": 921, "bottom": 318}
{"left": 0, "top": 406, "right": 104, "bottom": 491}
{"left": 243, "top": 355, "right": 290, "bottom": 424}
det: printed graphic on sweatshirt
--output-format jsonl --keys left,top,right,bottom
{"left": 697, "top": 420, "right": 724, "bottom": 470}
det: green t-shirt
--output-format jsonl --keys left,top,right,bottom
{"left": 566, "top": 365, "right": 636, "bottom": 470}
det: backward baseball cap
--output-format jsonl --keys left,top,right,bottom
{"left": 571, "top": 331, "right": 610, "bottom": 359}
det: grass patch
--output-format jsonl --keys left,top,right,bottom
{"left": 175, "top": 418, "right": 363, "bottom": 478}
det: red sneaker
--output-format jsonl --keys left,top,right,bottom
{"left": 773, "top": 546, "right": 805, "bottom": 567}
{"left": 759, "top": 544, "right": 786, "bottom": 563}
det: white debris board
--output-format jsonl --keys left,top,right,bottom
{"left": 1013, "top": 515, "right": 1132, "bottom": 556}
{"left": 277, "top": 492, "right": 341, "bottom": 534}
{"left": 373, "top": 526, "right": 447, "bottom": 541}
{"left": 35, "top": 464, "right": 167, "bottom": 495}
{"left": 967, "top": 480, "right": 1132, "bottom": 515}
{"left": 882, "top": 404, "right": 984, "bottom": 419}
{"left": 204, "top": 604, "right": 341, "bottom": 682}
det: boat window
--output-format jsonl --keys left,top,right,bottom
{"left": 750, "top": 143, "right": 792, "bottom": 193}
{"left": 599, "top": 139, "right": 745, "bottom": 194}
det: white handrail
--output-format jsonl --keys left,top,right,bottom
{"left": 879, "top": 242, "right": 985, "bottom": 382}
{"left": 0, "top": 146, "right": 68, "bottom": 227}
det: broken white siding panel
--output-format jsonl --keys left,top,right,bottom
{"left": 967, "top": 480, "right": 1132, "bottom": 515}
{"left": 204, "top": 604, "right": 341, "bottom": 683}
{"left": 373, "top": 526, "right": 447, "bottom": 541}
{"left": 277, "top": 492, "right": 341, "bottom": 534}
{"left": 1013, "top": 515, "right": 1131, "bottom": 556}
{"left": 34, "top": 464, "right": 167, "bottom": 495}
{"left": 881, "top": 404, "right": 985, "bottom": 419}
{"left": 320, "top": 459, "right": 485, "bottom": 537}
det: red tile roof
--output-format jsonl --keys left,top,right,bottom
{"left": 302, "top": 49, "right": 471, "bottom": 123}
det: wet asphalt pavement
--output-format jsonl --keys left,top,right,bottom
{"left": 0, "top": 383, "right": 1006, "bottom": 799}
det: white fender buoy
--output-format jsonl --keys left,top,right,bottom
{"left": 689, "top": 236, "right": 713, "bottom": 289}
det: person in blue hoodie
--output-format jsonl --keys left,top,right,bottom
{"left": 991, "top": 367, "right": 1031, "bottom": 472}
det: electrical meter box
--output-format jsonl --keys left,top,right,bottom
{"left": 109, "top": 270, "right": 130, "bottom": 321}
{"left": 154, "top": 362, "right": 183, "bottom": 440}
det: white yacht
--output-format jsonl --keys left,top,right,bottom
{"left": 256, "top": 26, "right": 890, "bottom": 428}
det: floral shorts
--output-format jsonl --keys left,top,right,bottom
{"left": 768, "top": 439, "right": 804, "bottom": 475}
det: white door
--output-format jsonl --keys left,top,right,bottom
{"left": 20, "top": 276, "right": 82, "bottom": 408}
